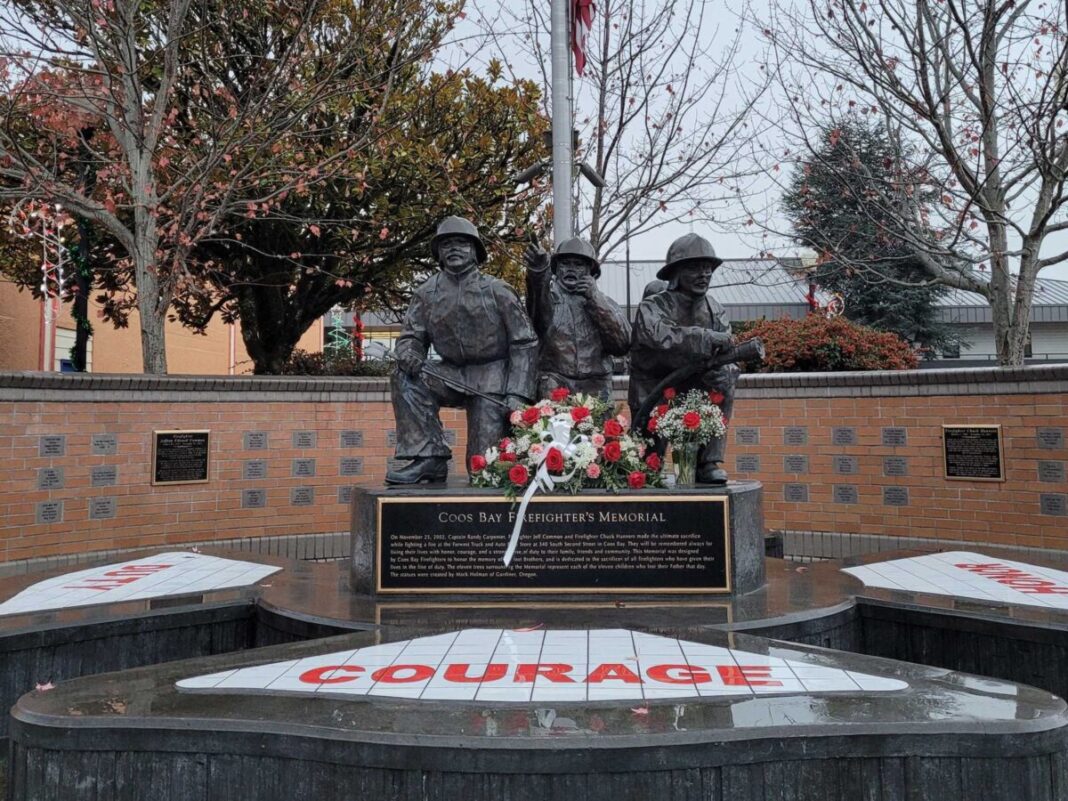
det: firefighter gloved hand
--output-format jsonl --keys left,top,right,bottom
{"left": 397, "top": 350, "right": 425, "bottom": 376}
{"left": 524, "top": 244, "right": 549, "bottom": 272}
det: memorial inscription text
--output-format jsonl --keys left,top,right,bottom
{"left": 377, "top": 497, "right": 729, "bottom": 593}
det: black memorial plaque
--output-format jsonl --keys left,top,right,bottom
{"left": 340, "top": 430, "right": 364, "bottom": 448}
{"left": 91, "top": 434, "right": 117, "bottom": 455}
{"left": 882, "top": 427, "right": 908, "bottom": 447}
{"left": 735, "top": 455, "right": 760, "bottom": 474}
{"left": 291, "top": 487, "right": 315, "bottom": 507}
{"left": 1039, "top": 461, "right": 1066, "bottom": 483}
{"left": 783, "top": 426, "right": 808, "bottom": 446}
{"left": 338, "top": 486, "right": 355, "bottom": 505}
{"left": 152, "top": 430, "right": 209, "bottom": 485}
{"left": 943, "top": 425, "right": 1004, "bottom": 481}
{"left": 884, "top": 457, "right": 909, "bottom": 477}
{"left": 783, "top": 455, "right": 809, "bottom": 474}
{"left": 735, "top": 427, "right": 760, "bottom": 445}
{"left": 783, "top": 483, "right": 809, "bottom": 503}
{"left": 377, "top": 496, "right": 730, "bottom": 594}
{"left": 244, "top": 431, "right": 268, "bottom": 451}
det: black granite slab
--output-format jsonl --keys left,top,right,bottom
{"left": 8, "top": 626, "right": 1068, "bottom": 801}
{"left": 351, "top": 482, "right": 766, "bottom": 598}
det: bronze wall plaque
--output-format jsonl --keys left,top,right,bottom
{"left": 152, "top": 430, "right": 210, "bottom": 485}
{"left": 942, "top": 425, "right": 1005, "bottom": 481}
{"left": 376, "top": 495, "right": 730, "bottom": 595}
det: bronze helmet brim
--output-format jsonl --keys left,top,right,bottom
{"left": 550, "top": 252, "right": 601, "bottom": 279}
{"left": 656, "top": 255, "right": 723, "bottom": 282}
{"left": 431, "top": 233, "right": 488, "bottom": 264}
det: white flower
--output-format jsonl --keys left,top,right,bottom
{"left": 573, "top": 442, "right": 597, "bottom": 468}
{"left": 485, "top": 446, "right": 499, "bottom": 465}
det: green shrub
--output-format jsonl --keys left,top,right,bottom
{"left": 737, "top": 315, "right": 918, "bottom": 372}
{"left": 280, "top": 349, "right": 394, "bottom": 377}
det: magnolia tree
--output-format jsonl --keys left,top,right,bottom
{"left": 758, "top": 0, "right": 1068, "bottom": 366}
{"left": 472, "top": 0, "right": 768, "bottom": 258}
{"left": 0, "top": 0, "right": 465, "bottom": 373}
{"left": 176, "top": 68, "right": 549, "bottom": 373}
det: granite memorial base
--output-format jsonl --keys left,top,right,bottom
{"left": 350, "top": 482, "right": 766, "bottom": 598}
{"left": 11, "top": 625, "right": 1068, "bottom": 801}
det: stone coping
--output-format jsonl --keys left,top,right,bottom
{"left": 0, "top": 362, "right": 1065, "bottom": 401}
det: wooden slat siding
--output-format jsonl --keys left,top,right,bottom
{"left": 9, "top": 749, "right": 1067, "bottom": 801}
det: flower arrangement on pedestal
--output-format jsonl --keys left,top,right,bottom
{"left": 469, "top": 387, "right": 665, "bottom": 495}
{"left": 645, "top": 388, "right": 727, "bottom": 486}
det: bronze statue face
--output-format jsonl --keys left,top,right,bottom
{"left": 673, "top": 261, "right": 714, "bottom": 297}
{"left": 438, "top": 235, "right": 478, "bottom": 274}
{"left": 555, "top": 255, "right": 593, "bottom": 293}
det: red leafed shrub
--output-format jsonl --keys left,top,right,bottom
{"left": 736, "top": 315, "right": 919, "bottom": 372}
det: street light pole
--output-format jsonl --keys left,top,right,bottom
{"left": 551, "top": 0, "right": 573, "bottom": 246}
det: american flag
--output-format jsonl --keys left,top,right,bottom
{"left": 572, "top": 0, "right": 595, "bottom": 76}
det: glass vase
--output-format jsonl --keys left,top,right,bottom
{"left": 672, "top": 443, "right": 699, "bottom": 488}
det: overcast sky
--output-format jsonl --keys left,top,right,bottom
{"left": 443, "top": 1, "right": 1068, "bottom": 283}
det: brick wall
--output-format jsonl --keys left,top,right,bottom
{"left": 0, "top": 365, "right": 1065, "bottom": 565}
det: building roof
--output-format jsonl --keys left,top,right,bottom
{"left": 597, "top": 258, "right": 816, "bottom": 321}
{"left": 341, "top": 260, "right": 1068, "bottom": 328}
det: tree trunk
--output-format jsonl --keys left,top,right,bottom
{"left": 237, "top": 290, "right": 304, "bottom": 374}
{"left": 986, "top": 222, "right": 1021, "bottom": 367}
{"left": 133, "top": 227, "right": 168, "bottom": 374}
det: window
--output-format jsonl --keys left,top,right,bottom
{"left": 53, "top": 328, "right": 91, "bottom": 372}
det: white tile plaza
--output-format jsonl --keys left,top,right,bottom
{"left": 177, "top": 628, "right": 908, "bottom": 703}
{"left": 0, "top": 552, "right": 282, "bottom": 617}
{"left": 843, "top": 551, "right": 1068, "bottom": 609}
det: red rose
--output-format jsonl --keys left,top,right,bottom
{"left": 645, "top": 453, "right": 662, "bottom": 471}
{"left": 708, "top": 391, "right": 725, "bottom": 405}
{"left": 604, "top": 419, "right": 623, "bottom": 437}
{"left": 656, "top": 404, "right": 669, "bottom": 418}
{"left": 663, "top": 387, "right": 676, "bottom": 400}
{"left": 647, "top": 417, "right": 658, "bottom": 433}
{"left": 550, "top": 387, "right": 570, "bottom": 401}
{"left": 722, "top": 416, "right": 730, "bottom": 426}
{"left": 521, "top": 406, "right": 541, "bottom": 425}
{"left": 545, "top": 447, "right": 565, "bottom": 473}
{"left": 627, "top": 471, "right": 646, "bottom": 489}
{"left": 469, "top": 454, "right": 487, "bottom": 472}
{"left": 603, "top": 441, "right": 622, "bottom": 462}
{"left": 509, "top": 464, "right": 530, "bottom": 485}
{"left": 570, "top": 406, "right": 591, "bottom": 423}
{"left": 499, "top": 437, "right": 512, "bottom": 450}
{"left": 683, "top": 411, "right": 702, "bottom": 429}
{"left": 499, "top": 451, "right": 516, "bottom": 463}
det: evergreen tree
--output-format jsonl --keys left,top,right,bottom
{"left": 782, "top": 120, "right": 957, "bottom": 356}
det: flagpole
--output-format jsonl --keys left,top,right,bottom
{"left": 550, "top": 0, "right": 573, "bottom": 246}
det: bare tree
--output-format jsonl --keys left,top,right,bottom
{"left": 472, "top": 0, "right": 768, "bottom": 258}
{"left": 758, "top": 0, "right": 1068, "bottom": 366}
{"left": 0, "top": 0, "right": 459, "bottom": 373}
